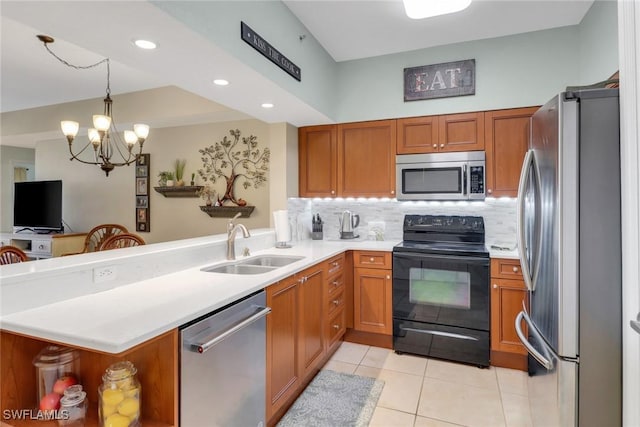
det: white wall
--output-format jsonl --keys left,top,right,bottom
{"left": 0, "top": 146, "right": 35, "bottom": 230}
{"left": 579, "top": 0, "right": 619, "bottom": 85}
{"left": 35, "top": 119, "right": 272, "bottom": 243}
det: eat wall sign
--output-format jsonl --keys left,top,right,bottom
{"left": 404, "top": 59, "right": 475, "bottom": 101}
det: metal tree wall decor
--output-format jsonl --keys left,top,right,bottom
{"left": 198, "top": 129, "right": 270, "bottom": 207}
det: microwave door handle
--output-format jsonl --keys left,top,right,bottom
{"left": 517, "top": 150, "right": 535, "bottom": 291}
{"left": 462, "top": 164, "right": 468, "bottom": 195}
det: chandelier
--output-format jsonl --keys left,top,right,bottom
{"left": 37, "top": 35, "right": 149, "bottom": 176}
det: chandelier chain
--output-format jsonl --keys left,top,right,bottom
{"left": 43, "top": 43, "right": 111, "bottom": 95}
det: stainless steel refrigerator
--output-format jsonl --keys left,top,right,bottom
{"left": 515, "top": 88, "right": 621, "bottom": 427}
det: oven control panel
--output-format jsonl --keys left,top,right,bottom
{"left": 404, "top": 215, "right": 484, "bottom": 232}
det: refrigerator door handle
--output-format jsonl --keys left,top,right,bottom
{"left": 516, "top": 150, "right": 535, "bottom": 291}
{"left": 631, "top": 312, "right": 640, "bottom": 335}
{"left": 515, "top": 309, "right": 554, "bottom": 370}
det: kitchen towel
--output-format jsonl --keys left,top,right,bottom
{"left": 273, "top": 210, "right": 291, "bottom": 243}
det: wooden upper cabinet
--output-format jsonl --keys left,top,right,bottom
{"left": 438, "top": 112, "right": 485, "bottom": 152}
{"left": 299, "top": 125, "right": 337, "bottom": 197}
{"left": 484, "top": 107, "right": 539, "bottom": 197}
{"left": 397, "top": 116, "right": 439, "bottom": 154}
{"left": 396, "top": 112, "right": 484, "bottom": 154}
{"left": 337, "top": 120, "right": 396, "bottom": 198}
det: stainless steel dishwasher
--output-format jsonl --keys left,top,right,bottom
{"left": 180, "top": 290, "right": 270, "bottom": 427}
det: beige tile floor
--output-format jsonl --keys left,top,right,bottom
{"left": 322, "top": 342, "right": 533, "bottom": 427}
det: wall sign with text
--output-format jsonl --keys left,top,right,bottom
{"left": 404, "top": 59, "right": 475, "bottom": 101}
{"left": 241, "top": 21, "right": 301, "bottom": 81}
{"left": 135, "top": 154, "right": 150, "bottom": 232}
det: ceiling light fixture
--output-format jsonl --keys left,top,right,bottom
{"left": 37, "top": 35, "right": 149, "bottom": 176}
{"left": 133, "top": 39, "right": 157, "bottom": 50}
{"left": 213, "top": 79, "right": 229, "bottom": 86}
{"left": 402, "top": 0, "right": 472, "bottom": 19}
{"left": 261, "top": 103, "right": 274, "bottom": 109}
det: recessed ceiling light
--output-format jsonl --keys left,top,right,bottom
{"left": 261, "top": 103, "right": 274, "bottom": 109}
{"left": 403, "top": 0, "right": 472, "bottom": 19}
{"left": 213, "top": 79, "right": 229, "bottom": 86}
{"left": 133, "top": 39, "right": 157, "bottom": 50}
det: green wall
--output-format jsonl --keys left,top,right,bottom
{"left": 578, "top": 0, "right": 618, "bottom": 85}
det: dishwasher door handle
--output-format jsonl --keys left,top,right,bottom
{"left": 191, "top": 306, "right": 271, "bottom": 354}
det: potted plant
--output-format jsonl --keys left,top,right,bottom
{"left": 165, "top": 172, "right": 175, "bottom": 187}
{"left": 157, "top": 171, "right": 173, "bottom": 187}
{"left": 198, "top": 185, "right": 217, "bottom": 206}
{"left": 174, "top": 159, "right": 186, "bottom": 187}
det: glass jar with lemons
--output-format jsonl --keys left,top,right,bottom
{"left": 98, "top": 361, "right": 141, "bottom": 427}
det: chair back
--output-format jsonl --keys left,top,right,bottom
{"left": 99, "top": 233, "right": 146, "bottom": 251}
{"left": 0, "top": 246, "right": 28, "bottom": 265}
{"left": 84, "top": 224, "right": 128, "bottom": 253}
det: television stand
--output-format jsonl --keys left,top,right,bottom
{"left": 0, "top": 232, "right": 86, "bottom": 259}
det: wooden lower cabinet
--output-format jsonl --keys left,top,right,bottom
{"left": 490, "top": 258, "right": 529, "bottom": 371}
{"left": 353, "top": 267, "right": 393, "bottom": 335}
{"left": 266, "top": 256, "right": 346, "bottom": 425}
{"left": 298, "top": 265, "right": 325, "bottom": 379}
{"left": 352, "top": 251, "right": 393, "bottom": 336}
{"left": 0, "top": 329, "right": 178, "bottom": 427}
{"left": 266, "top": 276, "right": 300, "bottom": 421}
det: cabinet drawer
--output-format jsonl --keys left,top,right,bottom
{"left": 353, "top": 251, "right": 391, "bottom": 269}
{"left": 491, "top": 258, "right": 523, "bottom": 280}
{"left": 327, "top": 288, "right": 345, "bottom": 317}
{"left": 327, "top": 308, "right": 346, "bottom": 346}
{"left": 31, "top": 239, "right": 51, "bottom": 254}
{"left": 327, "top": 273, "right": 344, "bottom": 297}
{"left": 326, "top": 254, "right": 345, "bottom": 277}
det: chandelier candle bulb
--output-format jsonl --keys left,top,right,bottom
{"left": 124, "top": 131, "right": 137, "bottom": 145}
{"left": 134, "top": 124, "right": 150, "bottom": 141}
{"left": 60, "top": 121, "right": 79, "bottom": 142}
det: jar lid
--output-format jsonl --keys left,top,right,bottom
{"left": 33, "top": 345, "right": 78, "bottom": 367}
{"left": 103, "top": 361, "right": 137, "bottom": 381}
{"left": 60, "top": 388, "right": 86, "bottom": 407}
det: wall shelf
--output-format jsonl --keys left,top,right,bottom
{"left": 154, "top": 186, "right": 203, "bottom": 198}
{"left": 199, "top": 205, "right": 255, "bottom": 218}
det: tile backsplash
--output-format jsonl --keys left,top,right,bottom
{"left": 287, "top": 198, "right": 517, "bottom": 247}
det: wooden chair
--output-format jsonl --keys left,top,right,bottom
{"left": 64, "top": 224, "right": 128, "bottom": 255}
{"left": 0, "top": 246, "right": 29, "bottom": 265}
{"left": 99, "top": 233, "right": 146, "bottom": 251}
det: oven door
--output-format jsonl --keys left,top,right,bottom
{"left": 392, "top": 251, "right": 490, "bottom": 331}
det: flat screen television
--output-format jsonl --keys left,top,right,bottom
{"left": 13, "top": 180, "right": 63, "bottom": 233}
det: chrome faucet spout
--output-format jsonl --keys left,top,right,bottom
{"left": 227, "top": 213, "right": 250, "bottom": 260}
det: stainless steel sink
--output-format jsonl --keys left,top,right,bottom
{"left": 201, "top": 264, "right": 276, "bottom": 275}
{"left": 200, "top": 255, "right": 305, "bottom": 275}
{"left": 237, "top": 255, "right": 305, "bottom": 267}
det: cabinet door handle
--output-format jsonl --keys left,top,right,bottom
{"left": 493, "top": 284, "right": 498, "bottom": 289}
{"left": 433, "top": 144, "right": 437, "bottom": 148}
{"left": 331, "top": 190, "right": 335, "bottom": 195}
{"left": 386, "top": 275, "right": 391, "bottom": 280}
{"left": 440, "top": 143, "right": 445, "bottom": 148}
{"left": 488, "top": 189, "right": 493, "bottom": 194}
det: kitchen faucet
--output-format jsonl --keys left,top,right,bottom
{"left": 227, "top": 212, "right": 250, "bottom": 260}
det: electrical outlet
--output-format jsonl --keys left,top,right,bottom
{"left": 93, "top": 265, "right": 117, "bottom": 283}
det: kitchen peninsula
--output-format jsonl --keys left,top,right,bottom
{"left": 0, "top": 229, "right": 395, "bottom": 426}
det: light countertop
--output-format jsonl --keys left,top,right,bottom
{"left": 0, "top": 238, "right": 396, "bottom": 354}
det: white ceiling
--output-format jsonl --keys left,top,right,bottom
{"left": 1, "top": 0, "right": 594, "bottom": 147}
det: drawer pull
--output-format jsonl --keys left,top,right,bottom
{"left": 370, "top": 257, "right": 375, "bottom": 262}
{"left": 513, "top": 266, "right": 519, "bottom": 273}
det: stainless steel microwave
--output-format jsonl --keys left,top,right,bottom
{"left": 396, "top": 151, "right": 486, "bottom": 200}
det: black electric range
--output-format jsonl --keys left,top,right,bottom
{"left": 392, "top": 215, "right": 491, "bottom": 367}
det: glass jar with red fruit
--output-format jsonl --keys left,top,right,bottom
{"left": 32, "top": 345, "right": 80, "bottom": 406}
{"left": 98, "top": 361, "right": 141, "bottom": 427}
